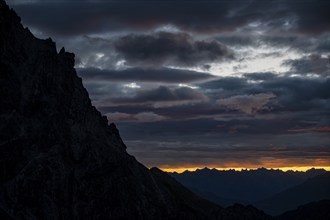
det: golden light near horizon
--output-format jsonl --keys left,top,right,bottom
{"left": 159, "top": 166, "right": 330, "bottom": 173}
{"left": 151, "top": 156, "right": 330, "bottom": 173}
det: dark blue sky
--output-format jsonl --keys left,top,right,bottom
{"left": 8, "top": 0, "right": 330, "bottom": 171}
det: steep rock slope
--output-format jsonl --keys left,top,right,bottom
{"left": 0, "top": 1, "right": 270, "bottom": 219}
{"left": 0, "top": 2, "right": 172, "bottom": 219}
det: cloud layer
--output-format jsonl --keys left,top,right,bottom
{"left": 78, "top": 67, "right": 214, "bottom": 83}
{"left": 8, "top": 0, "right": 330, "bottom": 170}
{"left": 11, "top": 0, "right": 330, "bottom": 36}
{"left": 114, "top": 32, "right": 234, "bottom": 67}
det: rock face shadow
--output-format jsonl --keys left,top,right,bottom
{"left": 0, "top": 1, "right": 271, "bottom": 219}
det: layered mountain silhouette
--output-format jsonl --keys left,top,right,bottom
{"left": 0, "top": 1, "right": 271, "bottom": 219}
{"left": 170, "top": 168, "right": 328, "bottom": 206}
{"left": 277, "top": 200, "right": 330, "bottom": 220}
{"left": 255, "top": 173, "right": 330, "bottom": 215}
{"left": 170, "top": 168, "right": 330, "bottom": 216}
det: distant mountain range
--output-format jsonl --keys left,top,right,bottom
{"left": 170, "top": 168, "right": 330, "bottom": 215}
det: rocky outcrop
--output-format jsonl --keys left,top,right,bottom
{"left": 0, "top": 1, "right": 271, "bottom": 219}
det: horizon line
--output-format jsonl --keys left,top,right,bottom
{"left": 157, "top": 166, "right": 330, "bottom": 173}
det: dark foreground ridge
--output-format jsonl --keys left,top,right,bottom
{"left": 0, "top": 1, "right": 270, "bottom": 219}
{"left": 276, "top": 200, "right": 330, "bottom": 220}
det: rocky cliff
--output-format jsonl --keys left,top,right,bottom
{"left": 0, "top": 1, "right": 270, "bottom": 219}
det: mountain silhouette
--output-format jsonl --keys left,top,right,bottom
{"left": 170, "top": 167, "right": 328, "bottom": 206}
{"left": 276, "top": 200, "right": 330, "bottom": 220}
{"left": 254, "top": 173, "right": 330, "bottom": 216}
{"left": 0, "top": 1, "right": 271, "bottom": 219}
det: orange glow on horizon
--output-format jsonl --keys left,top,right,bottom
{"left": 158, "top": 166, "right": 330, "bottom": 173}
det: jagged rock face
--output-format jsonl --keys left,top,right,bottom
{"left": 0, "top": 2, "right": 173, "bottom": 219}
{"left": 0, "top": 1, "right": 271, "bottom": 219}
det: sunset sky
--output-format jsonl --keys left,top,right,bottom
{"left": 8, "top": 0, "right": 330, "bottom": 171}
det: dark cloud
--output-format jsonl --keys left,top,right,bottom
{"left": 199, "top": 77, "right": 248, "bottom": 91}
{"left": 95, "top": 74, "right": 329, "bottom": 139}
{"left": 101, "top": 85, "right": 208, "bottom": 108}
{"left": 216, "top": 35, "right": 255, "bottom": 47}
{"left": 216, "top": 93, "right": 276, "bottom": 115}
{"left": 288, "top": 126, "right": 330, "bottom": 133}
{"left": 282, "top": 54, "right": 330, "bottom": 76}
{"left": 260, "top": 77, "right": 330, "bottom": 108}
{"left": 8, "top": 0, "right": 250, "bottom": 35}
{"left": 93, "top": 74, "right": 329, "bottom": 123}
{"left": 116, "top": 112, "right": 328, "bottom": 140}
{"left": 106, "top": 111, "right": 167, "bottom": 123}
{"left": 99, "top": 102, "right": 227, "bottom": 121}
{"left": 286, "top": 0, "right": 330, "bottom": 34}
{"left": 243, "top": 72, "right": 277, "bottom": 80}
{"left": 200, "top": 75, "right": 330, "bottom": 105}
{"left": 10, "top": 0, "right": 329, "bottom": 36}
{"left": 315, "top": 33, "right": 330, "bottom": 52}
{"left": 132, "top": 143, "right": 329, "bottom": 158}
{"left": 77, "top": 67, "right": 214, "bottom": 83}
{"left": 114, "top": 32, "right": 234, "bottom": 67}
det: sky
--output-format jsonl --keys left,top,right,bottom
{"left": 8, "top": 0, "right": 330, "bottom": 172}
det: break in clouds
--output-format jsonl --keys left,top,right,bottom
{"left": 8, "top": 0, "right": 330, "bottom": 169}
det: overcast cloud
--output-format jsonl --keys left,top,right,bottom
{"left": 7, "top": 0, "right": 330, "bottom": 170}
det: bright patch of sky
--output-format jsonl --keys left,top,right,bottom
{"left": 123, "top": 82, "right": 141, "bottom": 89}
{"left": 212, "top": 45, "right": 302, "bottom": 76}
{"left": 178, "top": 83, "right": 199, "bottom": 89}
{"left": 168, "top": 43, "right": 304, "bottom": 78}
{"left": 154, "top": 24, "right": 181, "bottom": 33}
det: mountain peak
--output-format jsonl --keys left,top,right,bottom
{"left": 0, "top": 1, "right": 271, "bottom": 219}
